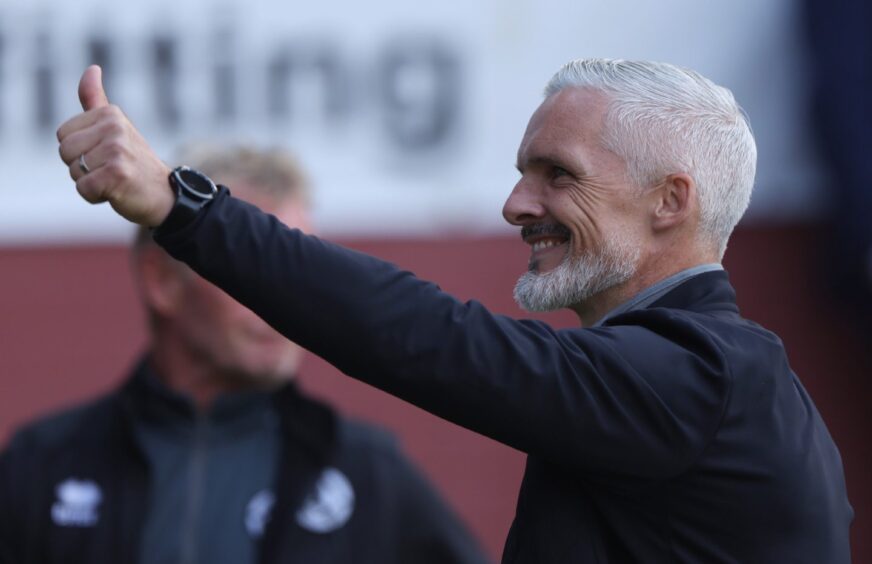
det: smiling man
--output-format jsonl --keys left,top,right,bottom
{"left": 507, "top": 79, "right": 745, "bottom": 326}
{"left": 52, "top": 59, "right": 853, "bottom": 563}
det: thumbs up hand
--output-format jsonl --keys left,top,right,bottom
{"left": 57, "top": 65, "right": 174, "bottom": 227}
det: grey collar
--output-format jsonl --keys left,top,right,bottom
{"left": 592, "top": 263, "right": 723, "bottom": 327}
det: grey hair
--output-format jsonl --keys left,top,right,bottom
{"left": 545, "top": 59, "right": 757, "bottom": 258}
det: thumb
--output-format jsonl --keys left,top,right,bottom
{"left": 78, "top": 65, "right": 109, "bottom": 111}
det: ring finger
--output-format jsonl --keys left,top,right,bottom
{"left": 67, "top": 142, "right": 108, "bottom": 182}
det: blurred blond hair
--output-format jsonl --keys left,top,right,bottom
{"left": 134, "top": 144, "right": 310, "bottom": 249}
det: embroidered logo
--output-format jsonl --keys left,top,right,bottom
{"left": 51, "top": 479, "right": 102, "bottom": 527}
{"left": 245, "top": 489, "right": 276, "bottom": 538}
{"left": 295, "top": 467, "right": 355, "bottom": 533}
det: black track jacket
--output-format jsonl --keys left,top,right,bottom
{"left": 0, "top": 363, "right": 489, "bottom": 564}
{"left": 153, "top": 189, "right": 852, "bottom": 562}
{"left": 13, "top": 188, "right": 853, "bottom": 563}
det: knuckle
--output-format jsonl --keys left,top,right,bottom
{"left": 102, "top": 119, "right": 125, "bottom": 138}
{"left": 115, "top": 141, "right": 133, "bottom": 159}
{"left": 102, "top": 160, "right": 119, "bottom": 176}
{"left": 103, "top": 159, "right": 126, "bottom": 179}
{"left": 62, "top": 140, "right": 78, "bottom": 162}
{"left": 106, "top": 104, "right": 124, "bottom": 120}
{"left": 103, "top": 141, "right": 122, "bottom": 162}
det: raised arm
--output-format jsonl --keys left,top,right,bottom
{"left": 154, "top": 191, "right": 730, "bottom": 477}
{"left": 58, "top": 67, "right": 730, "bottom": 478}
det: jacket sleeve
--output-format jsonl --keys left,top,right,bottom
{"left": 156, "top": 190, "right": 731, "bottom": 478}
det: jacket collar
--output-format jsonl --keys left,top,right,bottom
{"left": 594, "top": 264, "right": 724, "bottom": 326}
{"left": 600, "top": 270, "right": 739, "bottom": 328}
{"left": 645, "top": 270, "right": 739, "bottom": 315}
{"left": 119, "top": 356, "right": 338, "bottom": 463}
{"left": 118, "top": 356, "right": 339, "bottom": 463}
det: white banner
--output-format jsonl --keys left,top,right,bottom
{"left": 0, "top": 0, "right": 824, "bottom": 244}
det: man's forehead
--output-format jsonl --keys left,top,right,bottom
{"left": 225, "top": 178, "right": 304, "bottom": 206}
{"left": 530, "top": 87, "right": 608, "bottom": 128}
{"left": 517, "top": 87, "right": 608, "bottom": 164}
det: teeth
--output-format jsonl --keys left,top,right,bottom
{"left": 532, "top": 240, "right": 565, "bottom": 252}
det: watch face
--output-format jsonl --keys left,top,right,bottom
{"left": 174, "top": 167, "right": 217, "bottom": 199}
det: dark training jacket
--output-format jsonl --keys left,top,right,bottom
{"left": 141, "top": 189, "right": 853, "bottom": 563}
{"left": 0, "top": 363, "right": 489, "bottom": 564}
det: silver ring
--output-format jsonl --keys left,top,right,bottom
{"left": 78, "top": 154, "right": 91, "bottom": 174}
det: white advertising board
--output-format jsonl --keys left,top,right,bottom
{"left": 0, "top": 0, "right": 824, "bottom": 244}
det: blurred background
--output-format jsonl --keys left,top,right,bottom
{"left": 0, "top": 0, "right": 869, "bottom": 561}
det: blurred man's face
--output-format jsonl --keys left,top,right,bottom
{"left": 165, "top": 180, "right": 312, "bottom": 386}
{"left": 502, "top": 87, "right": 645, "bottom": 312}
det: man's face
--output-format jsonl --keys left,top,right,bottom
{"left": 160, "top": 181, "right": 312, "bottom": 386}
{"left": 503, "top": 87, "right": 645, "bottom": 312}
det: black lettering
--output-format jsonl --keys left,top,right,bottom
{"left": 267, "top": 41, "right": 348, "bottom": 123}
{"left": 379, "top": 39, "right": 460, "bottom": 150}
{"left": 213, "top": 28, "right": 235, "bottom": 121}
{"left": 87, "top": 36, "right": 113, "bottom": 98}
{"left": 35, "top": 31, "right": 54, "bottom": 130}
{"left": 0, "top": 30, "right": 4, "bottom": 131}
{"left": 152, "top": 36, "right": 179, "bottom": 128}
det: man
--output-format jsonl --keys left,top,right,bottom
{"left": 804, "top": 0, "right": 872, "bottom": 328}
{"left": 55, "top": 60, "right": 853, "bottom": 562}
{"left": 0, "top": 145, "right": 489, "bottom": 564}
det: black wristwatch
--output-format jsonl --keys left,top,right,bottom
{"left": 160, "top": 166, "right": 218, "bottom": 232}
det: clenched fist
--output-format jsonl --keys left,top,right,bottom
{"left": 57, "top": 65, "right": 175, "bottom": 227}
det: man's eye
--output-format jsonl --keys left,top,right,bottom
{"left": 553, "top": 167, "right": 570, "bottom": 178}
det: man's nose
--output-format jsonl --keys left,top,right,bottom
{"left": 502, "top": 179, "right": 546, "bottom": 226}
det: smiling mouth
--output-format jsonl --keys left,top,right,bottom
{"left": 531, "top": 238, "right": 568, "bottom": 252}
{"left": 522, "top": 223, "right": 571, "bottom": 248}
{"left": 521, "top": 224, "right": 571, "bottom": 271}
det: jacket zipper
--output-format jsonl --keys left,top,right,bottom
{"left": 180, "top": 413, "right": 209, "bottom": 564}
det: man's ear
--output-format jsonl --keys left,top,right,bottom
{"left": 133, "top": 246, "right": 186, "bottom": 319}
{"left": 651, "top": 173, "right": 696, "bottom": 232}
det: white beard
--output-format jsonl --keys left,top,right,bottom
{"left": 513, "top": 235, "right": 640, "bottom": 312}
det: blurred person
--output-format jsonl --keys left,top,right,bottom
{"left": 55, "top": 59, "right": 853, "bottom": 563}
{"left": 0, "top": 146, "right": 489, "bottom": 564}
{"left": 804, "top": 0, "right": 872, "bottom": 326}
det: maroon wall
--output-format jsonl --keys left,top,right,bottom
{"left": 0, "top": 225, "right": 869, "bottom": 561}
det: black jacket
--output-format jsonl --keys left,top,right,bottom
{"left": 0, "top": 362, "right": 489, "bottom": 564}
{"left": 143, "top": 189, "right": 853, "bottom": 563}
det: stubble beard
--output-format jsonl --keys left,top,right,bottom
{"left": 513, "top": 235, "right": 641, "bottom": 313}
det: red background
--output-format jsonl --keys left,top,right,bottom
{"left": 0, "top": 224, "right": 869, "bottom": 562}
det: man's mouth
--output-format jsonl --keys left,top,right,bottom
{"left": 521, "top": 224, "right": 571, "bottom": 270}
{"left": 531, "top": 238, "right": 567, "bottom": 252}
{"left": 521, "top": 224, "right": 571, "bottom": 248}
